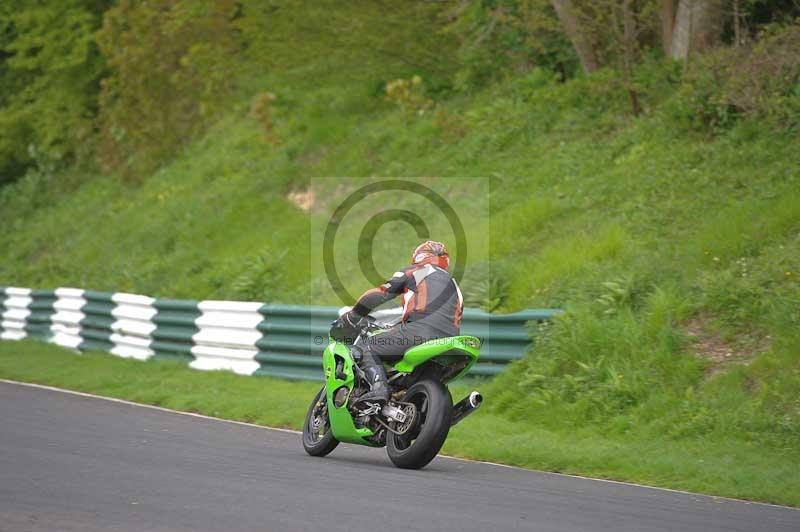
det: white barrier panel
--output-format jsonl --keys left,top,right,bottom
{"left": 110, "top": 293, "right": 157, "bottom": 361}
{"left": 1, "top": 287, "right": 32, "bottom": 341}
{"left": 50, "top": 288, "right": 86, "bottom": 349}
{"left": 190, "top": 345, "right": 260, "bottom": 375}
{"left": 190, "top": 301, "right": 263, "bottom": 374}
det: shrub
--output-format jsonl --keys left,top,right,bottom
{"left": 251, "top": 92, "right": 279, "bottom": 146}
{"left": 385, "top": 76, "right": 435, "bottom": 116}
{"left": 489, "top": 288, "right": 702, "bottom": 429}
{"left": 723, "top": 22, "right": 800, "bottom": 127}
{"left": 463, "top": 261, "right": 510, "bottom": 312}
{"left": 669, "top": 21, "right": 800, "bottom": 132}
{"left": 442, "top": 0, "right": 578, "bottom": 89}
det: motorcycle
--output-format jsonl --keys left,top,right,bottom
{"left": 302, "top": 312, "right": 483, "bottom": 469}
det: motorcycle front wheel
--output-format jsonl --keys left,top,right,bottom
{"left": 302, "top": 387, "right": 339, "bottom": 457}
{"left": 387, "top": 379, "right": 452, "bottom": 469}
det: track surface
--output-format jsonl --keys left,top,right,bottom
{"left": 1, "top": 382, "right": 798, "bottom": 532}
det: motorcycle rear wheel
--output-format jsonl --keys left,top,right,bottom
{"left": 387, "top": 379, "right": 452, "bottom": 469}
{"left": 302, "top": 387, "right": 339, "bottom": 457}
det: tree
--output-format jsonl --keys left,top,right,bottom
{"left": 550, "top": 0, "right": 659, "bottom": 114}
{"left": 662, "top": 0, "right": 724, "bottom": 60}
{"left": 550, "top": 0, "right": 600, "bottom": 73}
{"left": 440, "top": 0, "right": 579, "bottom": 86}
{"left": 620, "top": 0, "right": 644, "bottom": 115}
{"left": 0, "top": 0, "right": 110, "bottom": 184}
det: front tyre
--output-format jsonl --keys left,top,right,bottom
{"left": 302, "top": 387, "right": 339, "bottom": 457}
{"left": 387, "top": 379, "right": 452, "bottom": 469}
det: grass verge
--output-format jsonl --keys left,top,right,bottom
{"left": 2, "top": 340, "right": 797, "bottom": 508}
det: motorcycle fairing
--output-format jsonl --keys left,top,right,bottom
{"left": 322, "top": 340, "right": 380, "bottom": 446}
{"left": 392, "top": 335, "right": 481, "bottom": 383}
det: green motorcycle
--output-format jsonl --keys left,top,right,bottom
{"left": 302, "top": 314, "right": 483, "bottom": 469}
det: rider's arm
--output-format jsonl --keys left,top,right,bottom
{"left": 351, "top": 268, "right": 411, "bottom": 317}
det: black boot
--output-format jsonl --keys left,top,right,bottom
{"left": 356, "top": 357, "right": 389, "bottom": 404}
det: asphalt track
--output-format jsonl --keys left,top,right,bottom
{"left": 1, "top": 381, "right": 798, "bottom": 532}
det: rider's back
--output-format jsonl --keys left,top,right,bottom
{"left": 399, "top": 263, "right": 463, "bottom": 336}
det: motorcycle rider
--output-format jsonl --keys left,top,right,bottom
{"left": 332, "top": 240, "right": 464, "bottom": 404}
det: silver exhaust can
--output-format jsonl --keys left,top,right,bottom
{"left": 451, "top": 391, "right": 483, "bottom": 426}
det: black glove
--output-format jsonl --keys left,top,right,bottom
{"left": 329, "top": 311, "right": 362, "bottom": 343}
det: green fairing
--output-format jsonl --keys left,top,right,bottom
{"left": 322, "top": 341, "right": 379, "bottom": 446}
{"left": 393, "top": 335, "right": 481, "bottom": 382}
{"left": 322, "top": 334, "right": 481, "bottom": 446}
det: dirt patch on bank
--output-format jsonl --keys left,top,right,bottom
{"left": 685, "top": 314, "right": 769, "bottom": 377}
{"left": 288, "top": 187, "right": 316, "bottom": 212}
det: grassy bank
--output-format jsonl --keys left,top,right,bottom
{"left": 2, "top": 340, "right": 798, "bottom": 507}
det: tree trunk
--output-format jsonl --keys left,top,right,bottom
{"left": 661, "top": 0, "right": 677, "bottom": 57}
{"left": 669, "top": 0, "right": 724, "bottom": 60}
{"left": 622, "top": 0, "right": 641, "bottom": 116}
{"left": 550, "top": 0, "right": 599, "bottom": 74}
{"left": 733, "top": 0, "right": 742, "bottom": 47}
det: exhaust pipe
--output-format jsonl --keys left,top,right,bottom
{"left": 451, "top": 391, "right": 483, "bottom": 426}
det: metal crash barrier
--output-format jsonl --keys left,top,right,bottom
{"left": 0, "top": 285, "right": 558, "bottom": 380}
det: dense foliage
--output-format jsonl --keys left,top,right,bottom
{"left": 0, "top": 0, "right": 110, "bottom": 183}
{"left": 2, "top": 1, "right": 798, "bottom": 184}
{"left": 95, "top": 0, "right": 240, "bottom": 178}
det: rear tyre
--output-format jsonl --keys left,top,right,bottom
{"left": 302, "top": 387, "right": 339, "bottom": 457}
{"left": 387, "top": 379, "right": 452, "bottom": 469}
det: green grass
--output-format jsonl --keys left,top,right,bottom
{"left": 2, "top": 340, "right": 798, "bottom": 507}
{"left": 0, "top": 340, "right": 322, "bottom": 429}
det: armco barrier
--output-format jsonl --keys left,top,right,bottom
{"left": 0, "top": 285, "right": 558, "bottom": 380}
